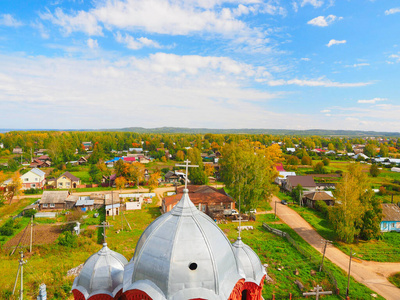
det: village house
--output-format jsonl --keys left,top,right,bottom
{"left": 162, "top": 185, "right": 235, "bottom": 216}
{"left": 55, "top": 171, "right": 81, "bottom": 189}
{"left": 29, "top": 158, "right": 51, "bottom": 168}
{"left": 13, "top": 147, "right": 23, "bottom": 154}
{"left": 164, "top": 170, "right": 188, "bottom": 184}
{"left": 275, "top": 171, "right": 296, "bottom": 186}
{"left": 75, "top": 196, "right": 95, "bottom": 212}
{"left": 38, "top": 191, "right": 78, "bottom": 210}
{"left": 82, "top": 141, "right": 92, "bottom": 151}
{"left": 77, "top": 156, "right": 87, "bottom": 165}
{"left": 284, "top": 175, "right": 317, "bottom": 193}
{"left": 381, "top": 203, "right": 400, "bottom": 232}
{"left": 20, "top": 168, "right": 46, "bottom": 190}
{"left": 303, "top": 191, "right": 335, "bottom": 208}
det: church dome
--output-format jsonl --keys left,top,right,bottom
{"left": 72, "top": 243, "right": 128, "bottom": 299}
{"left": 123, "top": 189, "right": 244, "bottom": 300}
{"left": 232, "top": 237, "right": 266, "bottom": 285}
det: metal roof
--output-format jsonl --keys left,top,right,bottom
{"left": 72, "top": 243, "right": 128, "bottom": 299}
{"left": 232, "top": 237, "right": 266, "bottom": 284}
{"left": 40, "top": 191, "right": 70, "bottom": 204}
{"left": 124, "top": 189, "right": 244, "bottom": 299}
{"left": 105, "top": 203, "right": 120, "bottom": 210}
{"left": 30, "top": 168, "right": 46, "bottom": 177}
{"left": 76, "top": 199, "right": 94, "bottom": 206}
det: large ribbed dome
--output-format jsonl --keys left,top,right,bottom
{"left": 72, "top": 243, "right": 128, "bottom": 299}
{"left": 123, "top": 189, "right": 244, "bottom": 300}
{"left": 232, "top": 237, "right": 266, "bottom": 285}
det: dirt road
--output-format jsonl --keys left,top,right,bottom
{"left": 272, "top": 196, "right": 400, "bottom": 300}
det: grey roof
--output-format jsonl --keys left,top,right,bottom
{"left": 232, "top": 237, "right": 266, "bottom": 285}
{"left": 30, "top": 168, "right": 46, "bottom": 177}
{"left": 40, "top": 191, "right": 70, "bottom": 204}
{"left": 123, "top": 189, "right": 244, "bottom": 299}
{"left": 382, "top": 204, "right": 400, "bottom": 221}
{"left": 72, "top": 243, "right": 128, "bottom": 299}
{"left": 76, "top": 199, "right": 94, "bottom": 206}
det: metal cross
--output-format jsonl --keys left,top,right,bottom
{"left": 95, "top": 221, "right": 114, "bottom": 243}
{"left": 303, "top": 285, "right": 332, "bottom": 300}
{"left": 175, "top": 159, "right": 199, "bottom": 189}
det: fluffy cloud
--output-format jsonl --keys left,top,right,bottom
{"left": 301, "top": 0, "right": 324, "bottom": 8}
{"left": 115, "top": 32, "right": 162, "bottom": 50}
{"left": 388, "top": 53, "right": 400, "bottom": 63}
{"left": 327, "top": 39, "right": 346, "bottom": 47}
{"left": 267, "top": 77, "right": 371, "bottom": 87}
{"left": 385, "top": 8, "right": 400, "bottom": 15}
{"left": 358, "top": 98, "right": 387, "bottom": 104}
{"left": 307, "top": 15, "right": 342, "bottom": 27}
{"left": 87, "top": 38, "right": 99, "bottom": 49}
{"left": 0, "top": 14, "right": 23, "bottom": 27}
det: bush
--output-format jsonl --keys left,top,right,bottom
{"left": 23, "top": 209, "right": 37, "bottom": 218}
{"left": 0, "top": 219, "right": 15, "bottom": 236}
{"left": 369, "top": 164, "right": 380, "bottom": 177}
{"left": 24, "top": 188, "right": 42, "bottom": 195}
{"left": 57, "top": 231, "right": 77, "bottom": 247}
{"left": 314, "top": 200, "right": 329, "bottom": 218}
{"left": 322, "top": 157, "right": 330, "bottom": 166}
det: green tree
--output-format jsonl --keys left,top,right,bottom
{"left": 369, "top": 164, "right": 380, "bottom": 177}
{"left": 313, "top": 161, "right": 326, "bottom": 174}
{"left": 364, "top": 143, "right": 377, "bottom": 157}
{"left": 359, "top": 190, "right": 382, "bottom": 240}
{"left": 322, "top": 157, "right": 330, "bottom": 166}
{"left": 220, "top": 142, "right": 278, "bottom": 210}
{"left": 187, "top": 148, "right": 208, "bottom": 185}
{"left": 379, "top": 144, "right": 389, "bottom": 157}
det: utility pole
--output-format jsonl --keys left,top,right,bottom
{"left": 319, "top": 239, "right": 332, "bottom": 272}
{"left": 29, "top": 216, "right": 33, "bottom": 253}
{"left": 13, "top": 251, "right": 26, "bottom": 299}
{"left": 346, "top": 248, "right": 354, "bottom": 298}
{"left": 111, "top": 190, "right": 114, "bottom": 220}
{"left": 274, "top": 200, "right": 277, "bottom": 219}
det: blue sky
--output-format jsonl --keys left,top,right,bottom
{"left": 0, "top": 0, "right": 399, "bottom": 131}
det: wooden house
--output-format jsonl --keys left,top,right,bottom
{"left": 381, "top": 203, "right": 400, "bottom": 232}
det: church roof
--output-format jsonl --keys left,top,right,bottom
{"left": 72, "top": 243, "right": 128, "bottom": 299}
{"left": 232, "top": 237, "right": 266, "bottom": 285}
{"left": 124, "top": 189, "right": 244, "bottom": 299}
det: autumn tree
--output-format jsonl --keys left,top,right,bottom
{"left": 6, "top": 172, "right": 23, "bottom": 204}
{"left": 329, "top": 164, "right": 380, "bottom": 243}
{"left": 115, "top": 176, "right": 126, "bottom": 191}
{"left": 148, "top": 172, "right": 161, "bottom": 192}
{"left": 204, "top": 164, "right": 215, "bottom": 177}
{"left": 127, "top": 162, "right": 145, "bottom": 186}
{"left": 220, "top": 142, "right": 278, "bottom": 211}
{"left": 301, "top": 155, "right": 312, "bottom": 165}
{"left": 175, "top": 150, "right": 185, "bottom": 161}
{"left": 313, "top": 161, "right": 326, "bottom": 174}
{"left": 379, "top": 144, "right": 389, "bottom": 157}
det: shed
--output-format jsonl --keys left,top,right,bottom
{"left": 75, "top": 197, "right": 95, "bottom": 212}
{"left": 105, "top": 203, "right": 120, "bottom": 216}
{"left": 381, "top": 203, "right": 400, "bottom": 232}
{"left": 303, "top": 191, "right": 335, "bottom": 208}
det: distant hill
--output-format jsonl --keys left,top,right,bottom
{"left": 110, "top": 127, "right": 400, "bottom": 137}
{"left": 1, "top": 127, "right": 399, "bottom": 137}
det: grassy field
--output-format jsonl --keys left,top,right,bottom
{"left": 388, "top": 272, "right": 400, "bottom": 289}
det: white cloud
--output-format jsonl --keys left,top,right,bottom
{"left": 307, "top": 15, "right": 342, "bottom": 27}
{"left": 321, "top": 109, "right": 330, "bottom": 113}
{"left": 31, "top": 21, "right": 50, "bottom": 39}
{"left": 0, "top": 14, "right": 23, "bottom": 27}
{"left": 301, "top": 0, "right": 324, "bottom": 8}
{"left": 301, "top": 57, "right": 310, "bottom": 61}
{"left": 40, "top": 8, "right": 103, "bottom": 36}
{"left": 268, "top": 77, "right": 372, "bottom": 87}
{"left": 358, "top": 98, "right": 387, "bottom": 104}
{"left": 87, "top": 38, "right": 98, "bottom": 49}
{"left": 385, "top": 8, "right": 400, "bottom": 15}
{"left": 327, "top": 39, "right": 346, "bottom": 47}
{"left": 115, "top": 32, "right": 162, "bottom": 50}
{"left": 346, "top": 63, "right": 370, "bottom": 68}
{"left": 388, "top": 53, "right": 400, "bottom": 63}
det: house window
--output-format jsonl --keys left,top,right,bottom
{"left": 50, "top": 203, "right": 55, "bottom": 208}
{"left": 35, "top": 178, "right": 38, "bottom": 181}
{"left": 31, "top": 184, "right": 36, "bottom": 188}
{"left": 43, "top": 203, "right": 48, "bottom": 208}
{"left": 25, "top": 178, "right": 29, "bottom": 182}
{"left": 59, "top": 183, "right": 63, "bottom": 187}
{"left": 66, "top": 182, "right": 70, "bottom": 187}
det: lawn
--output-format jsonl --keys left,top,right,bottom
{"left": 388, "top": 272, "right": 400, "bottom": 289}
{"left": 69, "top": 171, "right": 91, "bottom": 183}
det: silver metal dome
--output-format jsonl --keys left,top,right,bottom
{"left": 232, "top": 237, "right": 266, "bottom": 284}
{"left": 72, "top": 243, "right": 128, "bottom": 299}
{"left": 123, "top": 189, "right": 244, "bottom": 300}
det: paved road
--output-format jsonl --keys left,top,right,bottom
{"left": 272, "top": 196, "right": 400, "bottom": 300}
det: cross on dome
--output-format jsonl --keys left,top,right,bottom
{"left": 95, "top": 221, "right": 113, "bottom": 244}
{"left": 175, "top": 159, "right": 199, "bottom": 190}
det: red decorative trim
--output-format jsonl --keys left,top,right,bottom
{"left": 123, "top": 289, "right": 153, "bottom": 300}
{"left": 72, "top": 289, "right": 122, "bottom": 300}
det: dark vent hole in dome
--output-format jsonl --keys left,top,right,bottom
{"left": 189, "top": 262, "right": 197, "bottom": 270}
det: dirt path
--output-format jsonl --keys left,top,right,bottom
{"left": 271, "top": 196, "right": 400, "bottom": 300}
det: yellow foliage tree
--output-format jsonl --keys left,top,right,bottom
{"left": 115, "top": 176, "right": 126, "bottom": 191}
{"left": 148, "top": 172, "right": 161, "bottom": 192}
{"left": 264, "top": 144, "right": 284, "bottom": 165}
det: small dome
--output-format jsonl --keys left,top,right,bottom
{"left": 72, "top": 243, "right": 128, "bottom": 299}
{"left": 124, "top": 190, "right": 244, "bottom": 299}
{"left": 232, "top": 237, "right": 266, "bottom": 284}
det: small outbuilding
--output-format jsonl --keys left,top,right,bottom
{"left": 381, "top": 203, "right": 400, "bottom": 232}
{"left": 303, "top": 191, "right": 335, "bottom": 208}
